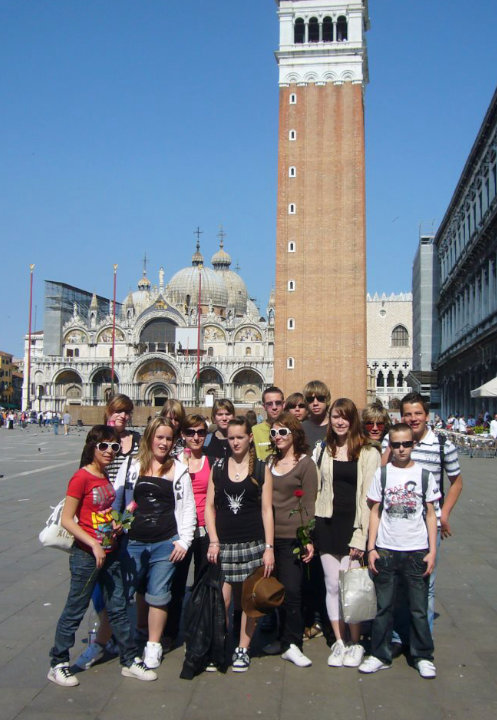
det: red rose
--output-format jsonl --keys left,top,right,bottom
{"left": 294, "top": 489, "right": 304, "bottom": 498}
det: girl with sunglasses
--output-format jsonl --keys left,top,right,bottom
{"left": 165, "top": 414, "right": 212, "bottom": 645}
{"left": 48, "top": 425, "right": 157, "bottom": 687}
{"left": 205, "top": 417, "right": 274, "bottom": 672}
{"left": 361, "top": 402, "right": 391, "bottom": 450}
{"left": 268, "top": 412, "right": 318, "bottom": 667}
{"left": 74, "top": 394, "right": 142, "bottom": 670}
{"left": 314, "top": 398, "right": 380, "bottom": 669}
{"left": 113, "top": 417, "right": 196, "bottom": 669}
{"left": 284, "top": 392, "right": 309, "bottom": 422}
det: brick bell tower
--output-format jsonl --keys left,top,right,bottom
{"left": 274, "top": 1, "right": 369, "bottom": 407}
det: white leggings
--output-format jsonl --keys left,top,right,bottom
{"left": 320, "top": 553, "right": 360, "bottom": 622}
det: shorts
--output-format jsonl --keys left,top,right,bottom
{"left": 126, "top": 535, "right": 179, "bottom": 606}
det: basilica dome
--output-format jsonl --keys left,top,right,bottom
{"left": 211, "top": 240, "right": 249, "bottom": 316}
{"left": 166, "top": 242, "right": 228, "bottom": 310}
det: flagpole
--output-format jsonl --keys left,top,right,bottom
{"left": 111, "top": 264, "right": 118, "bottom": 397}
{"left": 26, "top": 264, "right": 35, "bottom": 410}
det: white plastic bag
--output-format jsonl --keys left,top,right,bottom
{"left": 339, "top": 562, "right": 377, "bottom": 623}
{"left": 39, "top": 499, "right": 75, "bottom": 552}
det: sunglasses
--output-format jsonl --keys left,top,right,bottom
{"left": 305, "top": 395, "right": 326, "bottom": 403}
{"left": 96, "top": 442, "right": 120, "bottom": 453}
{"left": 288, "top": 403, "right": 307, "bottom": 410}
{"left": 270, "top": 427, "right": 292, "bottom": 438}
{"left": 265, "top": 400, "right": 283, "bottom": 407}
{"left": 365, "top": 421, "right": 385, "bottom": 430}
{"left": 390, "top": 441, "right": 414, "bottom": 449}
{"left": 183, "top": 428, "right": 207, "bottom": 438}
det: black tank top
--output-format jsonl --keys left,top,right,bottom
{"left": 213, "top": 460, "right": 264, "bottom": 543}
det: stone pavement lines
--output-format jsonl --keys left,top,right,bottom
{"left": 0, "top": 433, "right": 497, "bottom": 718}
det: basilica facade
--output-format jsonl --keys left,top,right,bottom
{"left": 23, "top": 240, "right": 275, "bottom": 412}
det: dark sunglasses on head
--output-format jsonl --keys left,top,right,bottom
{"left": 390, "top": 440, "right": 414, "bottom": 449}
{"left": 365, "top": 421, "right": 385, "bottom": 430}
{"left": 96, "top": 441, "right": 120, "bottom": 453}
{"left": 305, "top": 394, "right": 326, "bottom": 403}
{"left": 270, "top": 427, "right": 292, "bottom": 438}
{"left": 183, "top": 428, "right": 207, "bottom": 438}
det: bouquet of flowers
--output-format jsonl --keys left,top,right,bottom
{"left": 98, "top": 508, "right": 135, "bottom": 548}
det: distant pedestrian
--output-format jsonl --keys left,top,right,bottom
{"left": 63, "top": 411, "right": 71, "bottom": 436}
{"left": 53, "top": 412, "right": 60, "bottom": 435}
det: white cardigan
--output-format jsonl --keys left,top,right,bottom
{"left": 113, "top": 458, "right": 196, "bottom": 551}
{"left": 313, "top": 443, "right": 380, "bottom": 551}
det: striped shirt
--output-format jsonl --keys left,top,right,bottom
{"left": 382, "top": 428, "right": 460, "bottom": 523}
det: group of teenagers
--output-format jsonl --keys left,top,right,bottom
{"left": 48, "top": 382, "right": 463, "bottom": 687}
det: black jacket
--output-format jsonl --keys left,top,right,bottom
{"left": 180, "top": 562, "right": 227, "bottom": 679}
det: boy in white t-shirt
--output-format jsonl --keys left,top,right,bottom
{"left": 359, "top": 423, "right": 440, "bottom": 679}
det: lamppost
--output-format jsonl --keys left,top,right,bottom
{"left": 111, "top": 264, "right": 118, "bottom": 397}
{"left": 26, "top": 264, "right": 35, "bottom": 410}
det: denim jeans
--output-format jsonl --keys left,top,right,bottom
{"left": 371, "top": 548, "right": 434, "bottom": 664}
{"left": 392, "top": 528, "right": 440, "bottom": 644}
{"left": 127, "top": 535, "right": 179, "bottom": 606}
{"left": 50, "top": 545, "right": 137, "bottom": 667}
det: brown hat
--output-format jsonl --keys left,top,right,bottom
{"left": 241, "top": 566, "right": 285, "bottom": 618}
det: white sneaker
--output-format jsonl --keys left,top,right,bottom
{"left": 143, "top": 641, "right": 163, "bottom": 669}
{"left": 343, "top": 643, "right": 365, "bottom": 668}
{"left": 47, "top": 663, "right": 80, "bottom": 687}
{"left": 358, "top": 655, "right": 391, "bottom": 673}
{"left": 415, "top": 659, "right": 437, "bottom": 679}
{"left": 281, "top": 644, "right": 312, "bottom": 667}
{"left": 327, "top": 639, "right": 346, "bottom": 667}
{"left": 121, "top": 658, "right": 158, "bottom": 681}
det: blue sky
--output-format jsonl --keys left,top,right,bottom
{"left": 2, "top": 0, "right": 497, "bottom": 357}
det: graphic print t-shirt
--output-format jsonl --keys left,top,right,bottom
{"left": 368, "top": 463, "right": 440, "bottom": 551}
{"left": 67, "top": 468, "right": 116, "bottom": 552}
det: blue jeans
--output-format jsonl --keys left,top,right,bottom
{"left": 127, "top": 535, "right": 179, "bottom": 606}
{"left": 392, "top": 529, "right": 440, "bottom": 644}
{"left": 50, "top": 545, "right": 137, "bottom": 667}
{"left": 371, "top": 548, "right": 434, "bottom": 664}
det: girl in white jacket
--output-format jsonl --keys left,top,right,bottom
{"left": 114, "top": 417, "right": 195, "bottom": 669}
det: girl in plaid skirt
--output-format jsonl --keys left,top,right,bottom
{"left": 205, "top": 417, "right": 274, "bottom": 672}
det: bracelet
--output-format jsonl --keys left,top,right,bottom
{"left": 265, "top": 544, "right": 274, "bottom": 549}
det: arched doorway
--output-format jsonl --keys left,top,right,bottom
{"left": 91, "top": 368, "right": 118, "bottom": 404}
{"left": 54, "top": 370, "right": 83, "bottom": 405}
{"left": 232, "top": 369, "right": 263, "bottom": 404}
{"left": 198, "top": 368, "right": 224, "bottom": 399}
{"left": 136, "top": 359, "right": 176, "bottom": 405}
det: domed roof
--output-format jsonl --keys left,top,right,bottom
{"left": 221, "top": 269, "right": 249, "bottom": 316}
{"left": 211, "top": 238, "right": 232, "bottom": 269}
{"left": 166, "top": 242, "right": 228, "bottom": 308}
{"left": 246, "top": 298, "right": 261, "bottom": 320}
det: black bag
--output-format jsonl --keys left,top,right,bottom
{"left": 180, "top": 562, "right": 227, "bottom": 679}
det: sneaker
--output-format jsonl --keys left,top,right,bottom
{"left": 205, "top": 662, "right": 218, "bottom": 672}
{"left": 104, "top": 638, "right": 119, "bottom": 657}
{"left": 415, "top": 659, "right": 437, "bottom": 679}
{"left": 232, "top": 647, "right": 250, "bottom": 673}
{"left": 143, "top": 641, "right": 163, "bottom": 669}
{"left": 327, "top": 639, "right": 346, "bottom": 667}
{"left": 343, "top": 643, "right": 365, "bottom": 668}
{"left": 281, "top": 644, "right": 312, "bottom": 667}
{"left": 74, "top": 642, "right": 104, "bottom": 670}
{"left": 47, "top": 663, "right": 80, "bottom": 687}
{"left": 121, "top": 658, "right": 158, "bottom": 681}
{"left": 263, "top": 640, "right": 282, "bottom": 655}
{"left": 358, "top": 655, "right": 391, "bottom": 674}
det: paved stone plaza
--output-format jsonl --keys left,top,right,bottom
{"left": 0, "top": 425, "right": 496, "bottom": 720}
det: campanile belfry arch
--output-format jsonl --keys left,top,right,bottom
{"left": 274, "top": 1, "right": 369, "bottom": 406}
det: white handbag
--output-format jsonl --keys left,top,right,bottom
{"left": 39, "top": 499, "right": 76, "bottom": 552}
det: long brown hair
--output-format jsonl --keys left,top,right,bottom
{"left": 268, "top": 411, "right": 308, "bottom": 464}
{"left": 326, "top": 398, "right": 365, "bottom": 461}
{"left": 227, "top": 416, "right": 257, "bottom": 481}
{"left": 137, "top": 417, "right": 175, "bottom": 477}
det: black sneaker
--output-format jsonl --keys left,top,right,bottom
{"left": 232, "top": 646, "right": 250, "bottom": 673}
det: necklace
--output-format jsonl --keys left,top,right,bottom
{"left": 230, "top": 457, "right": 248, "bottom": 481}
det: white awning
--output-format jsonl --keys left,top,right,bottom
{"left": 470, "top": 377, "right": 497, "bottom": 398}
